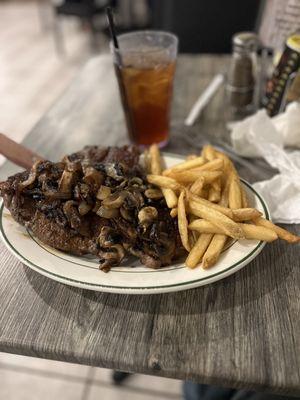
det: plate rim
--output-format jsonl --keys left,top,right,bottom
{"left": 0, "top": 176, "right": 270, "bottom": 293}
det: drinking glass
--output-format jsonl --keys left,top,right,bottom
{"left": 111, "top": 31, "right": 178, "bottom": 147}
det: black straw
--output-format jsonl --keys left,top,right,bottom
{"left": 106, "top": 7, "right": 119, "bottom": 50}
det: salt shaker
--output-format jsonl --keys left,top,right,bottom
{"left": 226, "top": 32, "right": 259, "bottom": 119}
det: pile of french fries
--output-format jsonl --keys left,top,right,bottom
{"left": 145, "top": 144, "right": 300, "bottom": 269}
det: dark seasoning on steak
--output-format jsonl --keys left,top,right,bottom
{"left": 0, "top": 146, "right": 181, "bottom": 271}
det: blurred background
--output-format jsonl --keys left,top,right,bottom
{"left": 0, "top": 0, "right": 262, "bottom": 159}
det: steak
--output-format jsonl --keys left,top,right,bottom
{"left": 0, "top": 145, "right": 180, "bottom": 270}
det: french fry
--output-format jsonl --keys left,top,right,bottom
{"left": 147, "top": 175, "right": 181, "bottom": 191}
{"left": 190, "top": 176, "right": 205, "bottom": 196}
{"left": 219, "top": 180, "right": 230, "bottom": 207}
{"left": 214, "top": 150, "right": 237, "bottom": 176}
{"left": 208, "top": 178, "right": 221, "bottom": 203}
{"left": 162, "top": 188, "right": 177, "bottom": 208}
{"left": 178, "top": 191, "right": 190, "bottom": 251}
{"left": 149, "top": 144, "right": 162, "bottom": 175}
{"left": 253, "top": 217, "right": 300, "bottom": 243}
{"left": 189, "top": 194, "right": 233, "bottom": 218}
{"left": 202, "top": 234, "right": 227, "bottom": 268}
{"left": 189, "top": 219, "right": 219, "bottom": 233}
{"left": 241, "top": 187, "right": 249, "bottom": 208}
{"left": 189, "top": 214, "right": 199, "bottom": 247}
{"left": 214, "top": 150, "right": 239, "bottom": 188}
{"left": 163, "top": 156, "right": 205, "bottom": 175}
{"left": 185, "top": 233, "right": 213, "bottom": 268}
{"left": 170, "top": 207, "right": 178, "bottom": 218}
{"left": 188, "top": 199, "right": 244, "bottom": 239}
{"left": 201, "top": 187, "right": 209, "bottom": 199}
{"left": 202, "top": 145, "right": 216, "bottom": 161}
{"left": 189, "top": 230, "right": 197, "bottom": 248}
{"left": 186, "top": 154, "right": 198, "bottom": 160}
{"left": 168, "top": 170, "right": 222, "bottom": 184}
{"left": 147, "top": 143, "right": 299, "bottom": 271}
{"left": 194, "top": 158, "right": 223, "bottom": 172}
{"left": 189, "top": 220, "right": 278, "bottom": 242}
{"left": 232, "top": 208, "right": 262, "bottom": 221}
{"left": 229, "top": 175, "right": 242, "bottom": 209}
{"left": 241, "top": 224, "right": 277, "bottom": 242}
{"left": 143, "top": 150, "right": 151, "bottom": 174}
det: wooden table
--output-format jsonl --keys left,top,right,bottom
{"left": 0, "top": 55, "right": 299, "bottom": 396}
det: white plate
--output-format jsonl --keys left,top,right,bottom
{"left": 0, "top": 154, "right": 270, "bottom": 294}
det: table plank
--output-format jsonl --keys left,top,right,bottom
{"left": 0, "top": 54, "right": 299, "bottom": 396}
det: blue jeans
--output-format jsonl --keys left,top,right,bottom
{"left": 183, "top": 382, "right": 299, "bottom": 400}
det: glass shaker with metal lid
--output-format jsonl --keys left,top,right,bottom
{"left": 226, "top": 32, "right": 259, "bottom": 118}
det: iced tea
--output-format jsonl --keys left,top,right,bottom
{"left": 112, "top": 31, "right": 178, "bottom": 147}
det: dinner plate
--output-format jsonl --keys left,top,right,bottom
{"left": 0, "top": 154, "right": 270, "bottom": 294}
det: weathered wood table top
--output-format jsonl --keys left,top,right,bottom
{"left": 0, "top": 54, "right": 299, "bottom": 396}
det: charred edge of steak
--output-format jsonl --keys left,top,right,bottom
{"left": 0, "top": 145, "right": 181, "bottom": 270}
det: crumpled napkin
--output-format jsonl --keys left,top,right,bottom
{"left": 230, "top": 103, "right": 300, "bottom": 224}
{"left": 231, "top": 102, "right": 300, "bottom": 157}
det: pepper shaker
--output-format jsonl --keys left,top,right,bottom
{"left": 226, "top": 32, "right": 259, "bottom": 119}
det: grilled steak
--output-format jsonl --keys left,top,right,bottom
{"left": 0, "top": 145, "right": 180, "bottom": 270}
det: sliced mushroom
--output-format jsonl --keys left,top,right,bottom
{"left": 105, "top": 163, "right": 124, "bottom": 181}
{"left": 124, "top": 189, "right": 144, "bottom": 209}
{"left": 98, "top": 226, "right": 119, "bottom": 247}
{"left": 18, "top": 160, "right": 43, "bottom": 192}
{"left": 117, "top": 179, "right": 128, "bottom": 189}
{"left": 58, "top": 170, "right": 75, "bottom": 194}
{"left": 96, "top": 206, "right": 119, "bottom": 219}
{"left": 99, "top": 246, "right": 125, "bottom": 272}
{"left": 113, "top": 218, "right": 137, "bottom": 240}
{"left": 120, "top": 206, "right": 133, "bottom": 221}
{"left": 83, "top": 167, "right": 104, "bottom": 190}
{"left": 63, "top": 200, "right": 90, "bottom": 236}
{"left": 78, "top": 201, "right": 92, "bottom": 215}
{"left": 96, "top": 185, "right": 111, "bottom": 201}
{"left": 73, "top": 183, "right": 93, "bottom": 204}
{"left": 145, "top": 188, "right": 163, "bottom": 199}
{"left": 138, "top": 206, "right": 158, "bottom": 227}
{"left": 64, "top": 158, "right": 82, "bottom": 173}
{"left": 98, "top": 226, "right": 126, "bottom": 271}
{"left": 128, "top": 177, "right": 143, "bottom": 187}
{"left": 102, "top": 191, "right": 126, "bottom": 209}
